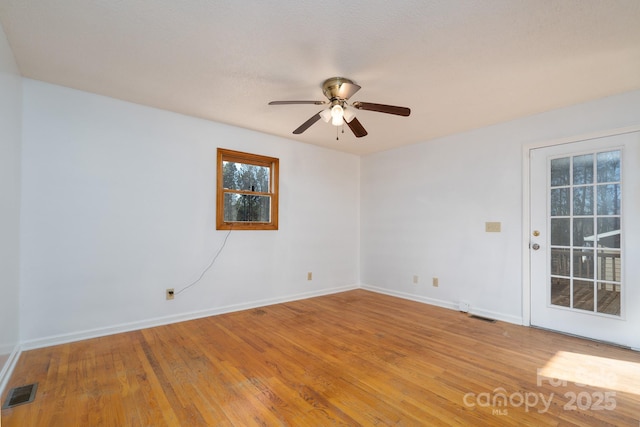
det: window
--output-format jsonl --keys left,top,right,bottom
{"left": 216, "top": 148, "right": 279, "bottom": 230}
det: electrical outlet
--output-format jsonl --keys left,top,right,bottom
{"left": 307, "top": 272, "right": 313, "bottom": 281}
{"left": 432, "top": 277, "right": 439, "bottom": 287}
{"left": 166, "top": 288, "right": 175, "bottom": 300}
{"left": 412, "top": 275, "right": 419, "bottom": 284}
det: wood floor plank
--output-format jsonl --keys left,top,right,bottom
{"left": 3, "top": 289, "right": 640, "bottom": 426}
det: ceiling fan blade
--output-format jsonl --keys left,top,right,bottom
{"left": 352, "top": 102, "right": 411, "bottom": 117}
{"left": 269, "top": 100, "right": 326, "bottom": 105}
{"left": 337, "top": 82, "right": 362, "bottom": 100}
{"left": 292, "top": 111, "right": 323, "bottom": 134}
{"left": 346, "top": 117, "right": 368, "bottom": 138}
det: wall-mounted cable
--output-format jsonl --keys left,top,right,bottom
{"left": 174, "top": 227, "right": 232, "bottom": 296}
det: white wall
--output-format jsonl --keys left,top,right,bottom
{"left": 19, "top": 79, "right": 360, "bottom": 346}
{"left": 0, "top": 22, "right": 22, "bottom": 386}
{"left": 14, "top": 76, "right": 640, "bottom": 348}
{"left": 361, "top": 89, "right": 640, "bottom": 324}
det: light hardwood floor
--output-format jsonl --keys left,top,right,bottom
{"left": 2, "top": 290, "right": 640, "bottom": 426}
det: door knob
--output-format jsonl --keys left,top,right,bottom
{"left": 531, "top": 243, "right": 540, "bottom": 250}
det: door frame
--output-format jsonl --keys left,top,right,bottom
{"left": 521, "top": 125, "right": 640, "bottom": 327}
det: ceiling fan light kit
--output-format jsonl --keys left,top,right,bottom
{"left": 330, "top": 104, "right": 344, "bottom": 126}
{"left": 269, "top": 77, "right": 410, "bottom": 139}
{"left": 342, "top": 106, "right": 356, "bottom": 123}
{"left": 319, "top": 108, "right": 332, "bottom": 123}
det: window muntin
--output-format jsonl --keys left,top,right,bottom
{"left": 216, "top": 148, "right": 279, "bottom": 230}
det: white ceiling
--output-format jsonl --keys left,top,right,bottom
{"left": 1, "top": 1, "right": 639, "bottom": 155}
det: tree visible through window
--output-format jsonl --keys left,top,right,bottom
{"left": 217, "top": 148, "right": 279, "bottom": 230}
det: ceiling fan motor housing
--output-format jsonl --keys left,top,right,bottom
{"left": 322, "top": 77, "right": 355, "bottom": 101}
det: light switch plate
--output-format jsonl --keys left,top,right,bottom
{"left": 485, "top": 222, "right": 501, "bottom": 232}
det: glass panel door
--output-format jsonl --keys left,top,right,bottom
{"left": 548, "top": 150, "right": 622, "bottom": 316}
{"left": 529, "top": 130, "right": 640, "bottom": 349}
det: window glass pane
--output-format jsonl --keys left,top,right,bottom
{"left": 572, "top": 186, "right": 593, "bottom": 215}
{"left": 573, "top": 218, "right": 594, "bottom": 247}
{"left": 546, "top": 149, "right": 623, "bottom": 318}
{"left": 597, "top": 184, "right": 621, "bottom": 215}
{"left": 573, "top": 280, "right": 594, "bottom": 311}
{"left": 551, "top": 248, "right": 570, "bottom": 276}
{"left": 222, "top": 161, "right": 270, "bottom": 192}
{"left": 597, "top": 249, "right": 621, "bottom": 282}
{"left": 550, "top": 157, "right": 570, "bottom": 187}
{"left": 550, "top": 277, "right": 570, "bottom": 307}
{"left": 550, "top": 218, "right": 570, "bottom": 246}
{"left": 573, "top": 154, "right": 593, "bottom": 185}
{"left": 597, "top": 282, "right": 621, "bottom": 315}
{"left": 223, "top": 193, "right": 271, "bottom": 222}
{"left": 597, "top": 151, "right": 620, "bottom": 183}
{"left": 597, "top": 218, "right": 621, "bottom": 248}
{"left": 573, "top": 249, "right": 594, "bottom": 279}
{"left": 550, "top": 188, "right": 569, "bottom": 216}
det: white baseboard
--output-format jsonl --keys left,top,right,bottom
{"left": 361, "top": 284, "right": 458, "bottom": 310}
{"left": 0, "top": 344, "right": 22, "bottom": 396}
{"left": 361, "top": 284, "right": 523, "bottom": 325}
{"left": 13, "top": 283, "right": 525, "bottom": 355}
{"left": 20, "top": 284, "right": 359, "bottom": 351}
{"left": 467, "top": 306, "right": 523, "bottom": 325}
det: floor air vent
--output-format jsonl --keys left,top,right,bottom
{"left": 2, "top": 383, "right": 38, "bottom": 409}
{"left": 469, "top": 314, "right": 497, "bottom": 323}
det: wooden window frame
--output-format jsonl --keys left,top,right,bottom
{"left": 216, "top": 148, "right": 279, "bottom": 230}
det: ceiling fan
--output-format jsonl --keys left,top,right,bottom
{"left": 268, "top": 77, "right": 411, "bottom": 138}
